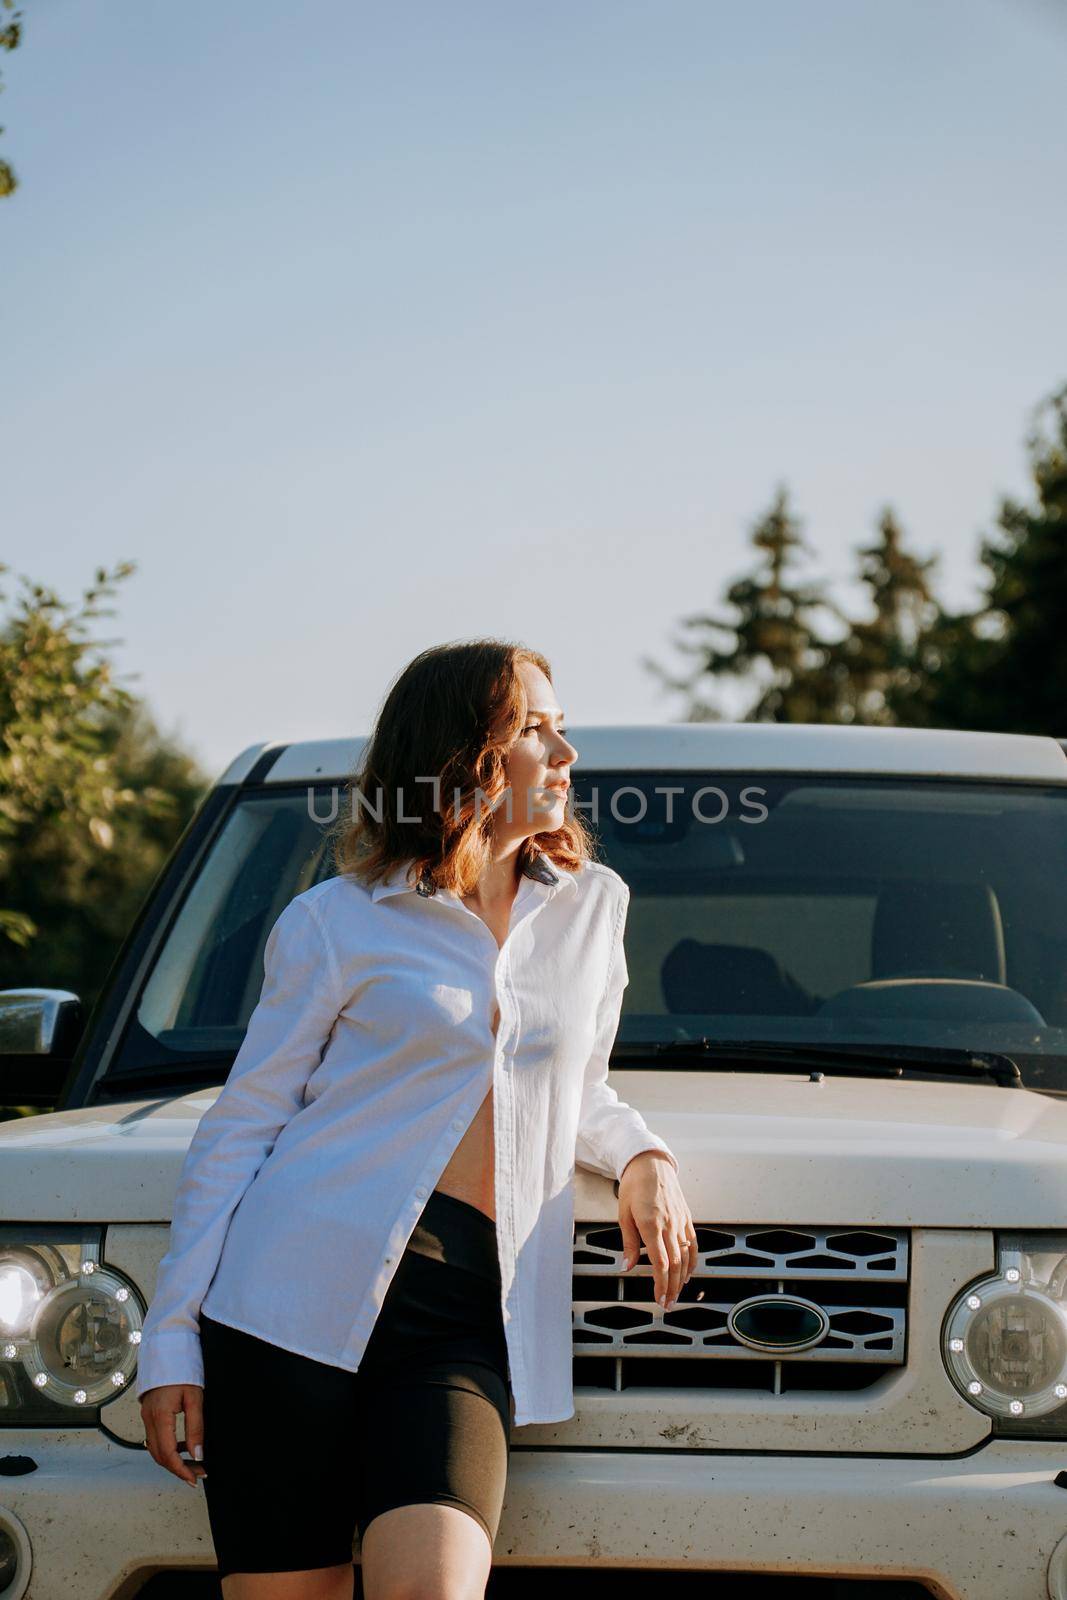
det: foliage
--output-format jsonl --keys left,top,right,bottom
{"left": 915, "top": 383, "right": 1067, "bottom": 734}
{"left": 0, "top": 561, "right": 210, "bottom": 1011}
{"left": 0, "top": 0, "right": 23, "bottom": 199}
{"left": 823, "top": 509, "right": 940, "bottom": 725}
{"left": 645, "top": 382, "right": 1067, "bottom": 736}
{"left": 642, "top": 486, "right": 846, "bottom": 722}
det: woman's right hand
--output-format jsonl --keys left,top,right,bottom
{"left": 141, "top": 1384, "right": 207, "bottom": 1487}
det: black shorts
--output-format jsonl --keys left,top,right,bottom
{"left": 198, "top": 1188, "right": 513, "bottom": 1580}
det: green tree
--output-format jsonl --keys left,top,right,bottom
{"left": 0, "top": 562, "right": 210, "bottom": 1011}
{"left": 915, "top": 383, "right": 1067, "bottom": 734}
{"left": 0, "top": 0, "right": 24, "bottom": 199}
{"left": 825, "top": 508, "right": 940, "bottom": 725}
{"left": 643, "top": 485, "right": 844, "bottom": 722}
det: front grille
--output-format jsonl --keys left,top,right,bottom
{"left": 573, "top": 1223, "right": 909, "bottom": 1395}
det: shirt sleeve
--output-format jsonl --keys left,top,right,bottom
{"left": 574, "top": 884, "right": 680, "bottom": 1183}
{"left": 134, "top": 895, "right": 343, "bottom": 1398}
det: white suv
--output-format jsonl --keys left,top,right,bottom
{"left": 3, "top": 722, "right": 1067, "bottom": 1600}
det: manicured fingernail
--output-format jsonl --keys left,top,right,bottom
{"left": 193, "top": 1444, "right": 203, "bottom": 1461}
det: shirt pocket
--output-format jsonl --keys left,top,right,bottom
{"left": 427, "top": 982, "right": 476, "bottom": 1025}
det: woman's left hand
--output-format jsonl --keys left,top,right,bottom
{"left": 617, "top": 1149, "right": 696, "bottom": 1311}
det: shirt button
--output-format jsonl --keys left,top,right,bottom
{"left": 415, "top": 1186, "right": 428, "bottom": 1199}
{"left": 451, "top": 1118, "right": 464, "bottom": 1132}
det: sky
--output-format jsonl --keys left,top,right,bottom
{"left": 5, "top": 0, "right": 1066, "bottom": 781}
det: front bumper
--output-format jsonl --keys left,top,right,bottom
{"left": 3, "top": 1432, "right": 1067, "bottom": 1600}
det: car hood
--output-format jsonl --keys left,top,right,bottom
{"left": 2, "top": 1071, "right": 1066, "bottom": 1224}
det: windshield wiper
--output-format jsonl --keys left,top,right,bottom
{"left": 614, "top": 1038, "right": 1023, "bottom": 1087}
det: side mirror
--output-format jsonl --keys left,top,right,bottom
{"left": 0, "top": 989, "right": 84, "bottom": 1106}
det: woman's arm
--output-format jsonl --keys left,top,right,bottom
{"left": 134, "top": 894, "right": 344, "bottom": 1399}
{"left": 574, "top": 883, "right": 695, "bottom": 1313}
{"left": 574, "top": 883, "right": 679, "bottom": 1183}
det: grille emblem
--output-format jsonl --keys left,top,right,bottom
{"left": 727, "top": 1294, "right": 831, "bottom": 1353}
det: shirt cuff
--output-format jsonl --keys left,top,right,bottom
{"left": 614, "top": 1129, "right": 680, "bottom": 1183}
{"left": 133, "top": 1326, "right": 205, "bottom": 1399}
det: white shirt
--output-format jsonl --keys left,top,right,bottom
{"left": 135, "top": 851, "right": 678, "bottom": 1425}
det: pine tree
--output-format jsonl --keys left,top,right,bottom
{"left": 828, "top": 508, "right": 939, "bottom": 725}
{"left": 643, "top": 485, "right": 843, "bottom": 722}
{"left": 919, "top": 383, "right": 1067, "bottom": 733}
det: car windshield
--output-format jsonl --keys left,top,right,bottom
{"left": 113, "top": 772, "right": 1067, "bottom": 1092}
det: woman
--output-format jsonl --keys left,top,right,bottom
{"left": 138, "top": 639, "right": 695, "bottom": 1600}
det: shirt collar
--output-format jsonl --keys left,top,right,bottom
{"left": 370, "top": 851, "right": 579, "bottom": 902}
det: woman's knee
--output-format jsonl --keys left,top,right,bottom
{"left": 221, "top": 1561, "right": 353, "bottom": 1600}
{"left": 358, "top": 1502, "right": 493, "bottom": 1600}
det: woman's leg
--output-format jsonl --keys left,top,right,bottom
{"left": 352, "top": 1355, "right": 509, "bottom": 1599}
{"left": 359, "top": 1503, "right": 492, "bottom": 1600}
{"left": 352, "top": 1191, "right": 512, "bottom": 1600}
{"left": 199, "top": 1312, "right": 362, "bottom": 1592}
{"left": 222, "top": 1564, "right": 354, "bottom": 1600}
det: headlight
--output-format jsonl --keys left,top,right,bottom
{"left": 943, "top": 1231, "right": 1067, "bottom": 1436}
{"left": 0, "top": 1226, "right": 145, "bottom": 1422}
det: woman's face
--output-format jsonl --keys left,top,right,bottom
{"left": 498, "top": 661, "right": 578, "bottom": 838}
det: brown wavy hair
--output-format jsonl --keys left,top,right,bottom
{"left": 327, "top": 639, "right": 596, "bottom": 897}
